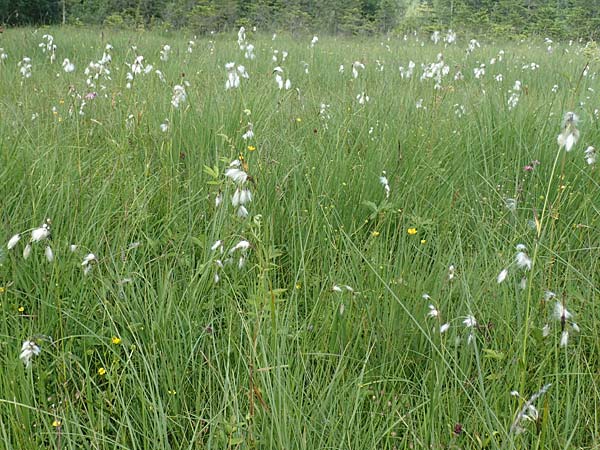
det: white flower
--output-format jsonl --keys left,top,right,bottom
{"left": 160, "top": 44, "right": 171, "bottom": 61}
{"left": 584, "top": 146, "right": 596, "bottom": 165}
{"left": 357, "top": 92, "right": 369, "bottom": 104}
{"left": 20, "top": 340, "right": 41, "bottom": 368}
{"left": 557, "top": 112, "right": 580, "bottom": 152}
{"left": 553, "top": 301, "right": 572, "bottom": 322}
{"left": 379, "top": 173, "right": 390, "bottom": 198}
{"left": 351, "top": 61, "right": 365, "bottom": 79}
{"left": 440, "top": 323, "right": 450, "bottom": 334}
{"left": 160, "top": 119, "right": 169, "bottom": 132}
{"left": 31, "top": 224, "right": 50, "bottom": 242}
{"left": 515, "top": 251, "right": 532, "bottom": 270}
{"left": 211, "top": 240, "right": 223, "bottom": 252}
{"left": 560, "top": 330, "right": 569, "bottom": 347}
{"left": 236, "top": 205, "right": 249, "bottom": 218}
{"left": 544, "top": 291, "right": 556, "bottom": 301}
{"left": 427, "top": 304, "right": 439, "bottom": 318}
{"left": 463, "top": 315, "right": 477, "bottom": 328}
{"left": 215, "top": 192, "right": 223, "bottom": 207}
{"left": 171, "top": 85, "right": 187, "bottom": 108}
{"left": 7, "top": 234, "right": 21, "bottom": 250}
{"left": 81, "top": 253, "right": 96, "bottom": 266}
{"left": 310, "top": 36, "right": 318, "bottom": 47}
{"left": 242, "top": 123, "right": 254, "bottom": 140}
{"left": 70, "top": 244, "right": 78, "bottom": 252}
{"left": 23, "top": 244, "right": 32, "bottom": 259}
{"left": 519, "top": 277, "right": 527, "bottom": 290}
{"left": 62, "top": 58, "right": 75, "bottom": 73}
{"left": 542, "top": 324, "right": 551, "bottom": 337}
{"left": 224, "top": 168, "right": 248, "bottom": 185}
{"left": 230, "top": 240, "right": 250, "bottom": 253}
{"left": 45, "top": 246, "right": 54, "bottom": 262}
{"left": 448, "top": 264, "right": 455, "bottom": 281}
{"left": 333, "top": 285, "right": 343, "bottom": 293}
{"left": 497, "top": 268, "right": 509, "bottom": 283}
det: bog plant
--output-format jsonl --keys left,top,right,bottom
{"left": 0, "top": 26, "right": 599, "bottom": 449}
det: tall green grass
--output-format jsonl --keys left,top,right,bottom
{"left": 0, "top": 26, "right": 599, "bottom": 449}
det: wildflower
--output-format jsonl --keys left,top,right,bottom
{"left": 111, "top": 336, "right": 121, "bottom": 345}
{"left": 351, "top": 61, "right": 365, "bottom": 79}
{"left": 247, "top": 145, "right": 256, "bottom": 152}
{"left": 70, "top": 244, "right": 78, "bottom": 252}
{"left": 407, "top": 228, "right": 417, "bottom": 235}
{"left": 160, "top": 119, "right": 169, "bottom": 132}
{"left": 242, "top": 123, "right": 254, "bottom": 140}
{"left": 310, "top": 36, "right": 318, "bottom": 47}
{"left": 52, "top": 419, "right": 61, "bottom": 427}
{"left": 225, "top": 167, "right": 248, "bottom": 185}
{"left": 427, "top": 304, "right": 440, "bottom": 318}
{"left": 82, "top": 253, "right": 97, "bottom": 275}
{"left": 20, "top": 340, "right": 41, "bottom": 368}
{"left": 160, "top": 44, "right": 171, "bottom": 61}
{"left": 82, "top": 253, "right": 96, "bottom": 266}
{"left": 440, "top": 323, "right": 450, "bottom": 334}
{"left": 98, "top": 367, "right": 106, "bottom": 376}
{"left": 542, "top": 324, "right": 551, "bottom": 337}
{"left": 225, "top": 62, "right": 243, "bottom": 90}
{"left": 44, "top": 246, "right": 54, "bottom": 262}
{"left": 519, "top": 277, "right": 527, "bottom": 290}
{"left": 356, "top": 92, "right": 369, "bottom": 104}
{"left": 18, "top": 57, "right": 32, "bottom": 78}
{"left": 463, "top": 315, "right": 477, "bottom": 328}
{"left": 515, "top": 245, "right": 532, "bottom": 270}
{"left": 23, "top": 244, "right": 32, "bottom": 259}
{"left": 584, "top": 146, "right": 596, "bottom": 165}
{"left": 31, "top": 223, "right": 51, "bottom": 242}
{"left": 230, "top": 240, "right": 250, "bottom": 253}
{"left": 273, "top": 66, "right": 291, "bottom": 90}
{"left": 7, "top": 234, "right": 20, "bottom": 250}
{"left": 557, "top": 112, "right": 580, "bottom": 152}
{"left": 379, "top": 172, "right": 390, "bottom": 198}
{"left": 510, "top": 383, "right": 552, "bottom": 434}
{"left": 171, "top": 85, "right": 187, "bottom": 108}
{"left": 62, "top": 58, "right": 75, "bottom": 73}
{"left": 497, "top": 268, "right": 509, "bottom": 283}
{"left": 448, "top": 264, "right": 455, "bottom": 281}
{"left": 553, "top": 301, "right": 572, "bottom": 322}
{"left": 560, "top": 330, "right": 569, "bottom": 347}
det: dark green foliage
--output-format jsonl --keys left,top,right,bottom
{"left": 1, "top": 0, "right": 600, "bottom": 38}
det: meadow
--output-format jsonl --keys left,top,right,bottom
{"left": 0, "top": 26, "right": 599, "bottom": 449}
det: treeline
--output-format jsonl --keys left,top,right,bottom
{"left": 1, "top": 0, "right": 599, "bottom": 39}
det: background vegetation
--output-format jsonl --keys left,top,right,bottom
{"left": 1, "top": 0, "right": 600, "bottom": 39}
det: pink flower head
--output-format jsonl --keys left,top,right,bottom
{"left": 84, "top": 92, "right": 97, "bottom": 100}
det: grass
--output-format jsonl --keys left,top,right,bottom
{"left": 0, "top": 26, "right": 599, "bottom": 449}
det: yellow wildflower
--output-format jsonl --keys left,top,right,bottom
{"left": 98, "top": 367, "right": 106, "bottom": 376}
{"left": 407, "top": 228, "right": 417, "bottom": 235}
{"left": 111, "top": 336, "right": 121, "bottom": 345}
